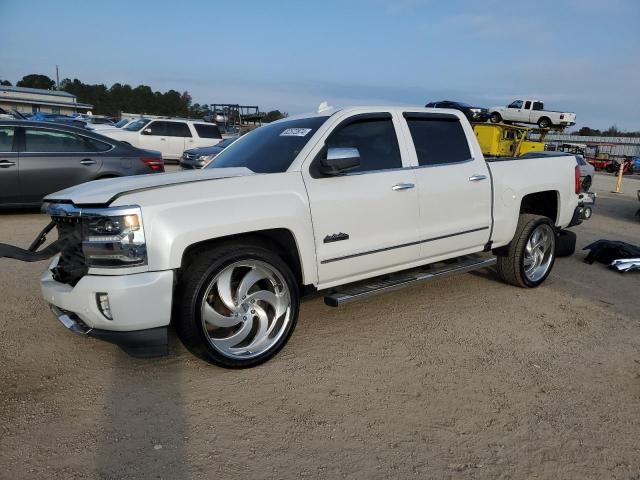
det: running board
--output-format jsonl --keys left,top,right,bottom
{"left": 324, "top": 255, "right": 497, "bottom": 307}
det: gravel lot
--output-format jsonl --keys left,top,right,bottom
{"left": 1, "top": 173, "right": 639, "bottom": 479}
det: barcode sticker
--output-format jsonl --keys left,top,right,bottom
{"left": 280, "top": 128, "right": 312, "bottom": 137}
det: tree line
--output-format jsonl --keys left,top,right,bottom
{"left": 0, "top": 74, "right": 287, "bottom": 122}
{"left": 571, "top": 126, "right": 640, "bottom": 137}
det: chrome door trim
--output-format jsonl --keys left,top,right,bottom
{"left": 320, "top": 226, "right": 489, "bottom": 264}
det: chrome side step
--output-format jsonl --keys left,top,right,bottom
{"left": 324, "top": 255, "right": 497, "bottom": 307}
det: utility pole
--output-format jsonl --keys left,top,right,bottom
{"left": 55, "top": 65, "right": 59, "bottom": 89}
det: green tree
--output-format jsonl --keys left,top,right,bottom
{"left": 262, "top": 110, "right": 288, "bottom": 123}
{"left": 576, "top": 126, "right": 601, "bottom": 136}
{"left": 16, "top": 74, "right": 55, "bottom": 90}
{"left": 0, "top": 79, "right": 11, "bottom": 86}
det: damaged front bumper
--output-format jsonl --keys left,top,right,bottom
{"left": 1, "top": 215, "right": 173, "bottom": 358}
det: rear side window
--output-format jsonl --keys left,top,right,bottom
{"left": 167, "top": 122, "right": 192, "bottom": 137}
{"left": 0, "top": 127, "right": 15, "bottom": 152}
{"left": 194, "top": 124, "right": 222, "bottom": 139}
{"left": 84, "top": 137, "right": 112, "bottom": 152}
{"left": 533, "top": 102, "right": 544, "bottom": 111}
{"left": 24, "top": 128, "right": 105, "bottom": 153}
{"left": 405, "top": 116, "right": 471, "bottom": 166}
{"left": 524, "top": 101, "right": 531, "bottom": 109}
{"left": 325, "top": 117, "right": 402, "bottom": 173}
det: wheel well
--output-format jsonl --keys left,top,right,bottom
{"left": 520, "top": 191, "right": 558, "bottom": 224}
{"left": 180, "top": 229, "right": 305, "bottom": 286}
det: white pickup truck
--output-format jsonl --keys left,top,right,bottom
{"left": 489, "top": 99, "right": 576, "bottom": 128}
{"left": 1, "top": 106, "right": 587, "bottom": 368}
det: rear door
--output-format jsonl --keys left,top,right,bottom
{"left": 19, "top": 126, "right": 103, "bottom": 203}
{"left": 0, "top": 126, "right": 20, "bottom": 204}
{"left": 165, "top": 121, "right": 191, "bottom": 158}
{"left": 400, "top": 112, "right": 492, "bottom": 261}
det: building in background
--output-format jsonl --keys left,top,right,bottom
{"left": 0, "top": 85, "right": 93, "bottom": 115}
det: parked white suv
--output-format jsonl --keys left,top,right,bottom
{"left": 489, "top": 99, "right": 576, "bottom": 128}
{"left": 104, "top": 119, "right": 222, "bottom": 160}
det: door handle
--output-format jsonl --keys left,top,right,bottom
{"left": 392, "top": 182, "right": 415, "bottom": 191}
{"left": 160, "top": 138, "right": 166, "bottom": 141}
{"left": 80, "top": 159, "right": 96, "bottom": 166}
{"left": 469, "top": 174, "right": 487, "bottom": 182}
{"left": 0, "top": 159, "right": 17, "bottom": 168}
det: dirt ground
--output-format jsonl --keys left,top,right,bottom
{"left": 1, "top": 173, "right": 639, "bottom": 479}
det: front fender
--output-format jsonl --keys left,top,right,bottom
{"left": 113, "top": 172, "right": 319, "bottom": 285}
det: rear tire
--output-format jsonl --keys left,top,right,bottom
{"left": 555, "top": 229, "right": 577, "bottom": 257}
{"left": 496, "top": 214, "right": 556, "bottom": 288}
{"left": 490, "top": 112, "right": 502, "bottom": 123}
{"left": 174, "top": 241, "right": 300, "bottom": 368}
{"left": 537, "top": 117, "right": 551, "bottom": 129}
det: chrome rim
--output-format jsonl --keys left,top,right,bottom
{"left": 200, "top": 260, "right": 292, "bottom": 359}
{"left": 523, "top": 224, "right": 555, "bottom": 282}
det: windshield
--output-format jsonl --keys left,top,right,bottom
{"left": 114, "top": 119, "right": 129, "bottom": 128}
{"left": 208, "top": 116, "right": 328, "bottom": 173}
{"left": 124, "top": 119, "right": 151, "bottom": 131}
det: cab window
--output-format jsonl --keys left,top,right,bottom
{"left": 325, "top": 116, "right": 402, "bottom": 173}
{"left": 404, "top": 115, "right": 471, "bottom": 166}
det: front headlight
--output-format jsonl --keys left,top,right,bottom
{"left": 82, "top": 206, "right": 147, "bottom": 268}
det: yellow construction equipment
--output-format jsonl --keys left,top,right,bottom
{"left": 473, "top": 123, "right": 549, "bottom": 157}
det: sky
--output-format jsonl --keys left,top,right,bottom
{"left": 1, "top": 0, "right": 639, "bottom": 130}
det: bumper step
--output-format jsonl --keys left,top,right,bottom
{"left": 324, "top": 255, "right": 497, "bottom": 307}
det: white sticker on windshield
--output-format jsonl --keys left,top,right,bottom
{"left": 280, "top": 128, "right": 312, "bottom": 137}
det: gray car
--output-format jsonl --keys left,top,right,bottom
{"left": 0, "top": 120, "right": 164, "bottom": 207}
{"left": 180, "top": 137, "right": 238, "bottom": 170}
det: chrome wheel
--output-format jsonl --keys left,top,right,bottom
{"left": 200, "top": 260, "right": 292, "bottom": 360}
{"left": 523, "top": 224, "right": 555, "bottom": 282}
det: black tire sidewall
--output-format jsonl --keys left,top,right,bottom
{"left": 176, "top": 245, "right": 300, "bottom": 368}
{"left": 490, "top": 113, "right": 501, "bottom": 123}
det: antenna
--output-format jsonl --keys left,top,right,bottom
{"left": 55, "top": 65, "right": 60, "bottom": 89}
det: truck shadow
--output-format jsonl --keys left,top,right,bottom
{"left": 95, "top": 333, "right": 192, "bottom": 479}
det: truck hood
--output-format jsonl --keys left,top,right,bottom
{"left": 44, "top": 167, "right": 255, "bottom": 206}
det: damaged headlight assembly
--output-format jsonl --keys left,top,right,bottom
{"left": 81, "top": 207, "right": 147, "bottom": 267}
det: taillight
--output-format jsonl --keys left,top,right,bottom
{"left": 575, "top": 165, "right": 581, "bottom": 194}
{"left": 141, "top": 157, "right": 164, "bottom": 172}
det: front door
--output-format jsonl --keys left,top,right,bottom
{"left": 19, "top": 126, "right": 102, "bottom": 203}
{"left": 302, "top": 113, "right": 421, "bottom": 287}
{"left": 0, "top": 126, "right": 20, "bottom": 204}
{"left": 507, "top": 100, "right": 526, "bottom": 122}
{"left": 400, "top": 112, "right": 492, "bottom": 260}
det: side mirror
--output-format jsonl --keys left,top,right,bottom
{"left": 320, "top": 147, "right": 361, "bottom": 175}
{"left": 142, "top": 128, "right": 152, "bottom": 135}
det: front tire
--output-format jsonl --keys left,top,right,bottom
{"left": 490, "top": 112, "right": 502, "bottom": 123}
{"left": 496, "top": 214, "right": 556, "bottom": 288}
{"left": 175, "top": 242, "right": 300, "bottom": 368}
